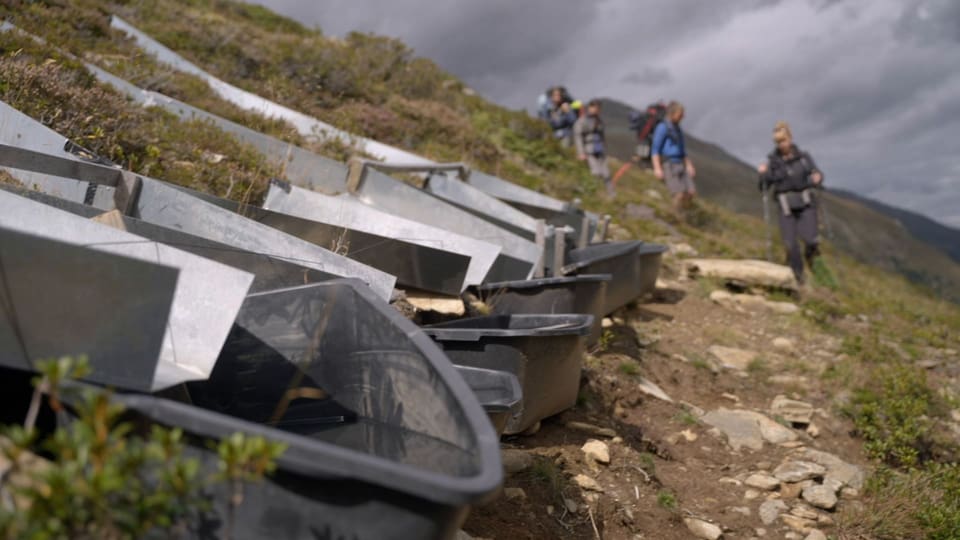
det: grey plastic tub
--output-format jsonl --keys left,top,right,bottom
{"left": 455, "top": 365, "right": 521, "bottom": 437}
{"left": 477, "top": 274, "right": 611, "bottom": 346}
{"left": 422, "top": 314, "right": 593, "bottom": 435}
{"left": 110, "top": 279, "right": 501, "bottom": 540}
{"left": 0, "top": 226, "right": 176, "bottom": 391}
{"left": 563, "top": 241, "right": 668, "bottom": 315}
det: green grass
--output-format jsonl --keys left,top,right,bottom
{"left": 674, "top": 411, "right": 699, "bottom": 426}
{"left": 596, "top": 329, "right": 615, "bottom": 352}
{"left": 746, "top": 357, "right": 771, "bottom": 377}
{"left": 687, "top": 354, "right": 713, "bottom": 371}
{"left": 656, "top": 490, "right": 677, "bottom": 510}
{"left": 618, "top": 360, "right": 640, "bottom": 377}
{"left": 528, "top": 459, "right": 568, "bottom": 503}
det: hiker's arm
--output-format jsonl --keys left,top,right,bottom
{"left": 805, "top": 152, "right": 824, "bottom": 185}
{"left": 651, "top": 124, "right": 666, "bottom": 178}
{"left": 685, "top": 157, "right": 696, "bottom": 179}
{"left": 651, "top": 154, "right": 663, "bottom": 179}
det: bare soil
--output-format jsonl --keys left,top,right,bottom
{"left": 464, "top": 262, "right": 869, "bottom": 540}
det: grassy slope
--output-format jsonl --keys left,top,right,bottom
{"left": 2, "top": 1, "right": 960, "bottom": 535}
{"left": 601, "top": 97, "right": 960, "bottom": 302}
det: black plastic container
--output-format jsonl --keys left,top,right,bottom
{"left": 477, "top": 274, "right": 611, "bottom": 346}
{"left": 563, "top": 241, "right": 667, "bottom": 315}
{"left": 455, "top": 365, "right": 522, "bottom": 436}
{"left": 106, "top": 280, "right": 502, "bottom": 540}
{"left": 422, "top": 314, "right": 593, "bottom": 435}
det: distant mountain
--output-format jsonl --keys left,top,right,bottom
{"left": 831, "top": 189, "right": 960, "bottom": 263}
{"left": 600, "top": 98, "right": 960, "bottom": 301}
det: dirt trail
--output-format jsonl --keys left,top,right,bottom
{"left": 463, "top": 251, "right": 868, "bottom": 540}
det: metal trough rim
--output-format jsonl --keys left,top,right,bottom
{"left": 479, "top": 273, "right": 612, "bottom": 291}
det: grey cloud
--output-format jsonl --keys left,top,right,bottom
{"left": 620, "top": 67, "right": 673, "bottom": 86}
{"left": 808, "top": 56, "right": 958, "bottom": 132}
{"left": 895, "top": 0, "right": 960, "bottom": 44}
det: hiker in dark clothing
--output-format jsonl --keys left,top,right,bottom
{"left": 758, "top": 121, "right": 824, "bottom": 284}
{"left": 574, "top": 99, "right": 614, "bottom": 197}
{"left": 540, "top": 87, "right": 577, "bottom": 147}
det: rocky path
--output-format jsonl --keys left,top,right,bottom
{"left": 463, "top": 251, "right": 868, "bottom": 539}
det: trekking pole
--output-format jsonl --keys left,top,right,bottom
{"left": 611, "top": 161, "right": 633, "bottom": 186}
{"left": 760, "top": 176, "right": 773, "bottom": 262}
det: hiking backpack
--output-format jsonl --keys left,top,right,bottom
{"left": 629, "top": 102, "right": 667, "bottom": 141}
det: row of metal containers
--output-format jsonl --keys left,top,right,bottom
{"left": 0, "top": 23, "right": 666, "bottom": 540}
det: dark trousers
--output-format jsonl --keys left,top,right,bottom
{"left": 778, "top": 205, "right": 820, "bottom": 282}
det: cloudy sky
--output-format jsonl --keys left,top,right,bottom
{"left": 254, "top": 0, "right": 960, "bottom": 228}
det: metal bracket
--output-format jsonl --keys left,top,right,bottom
{"left": 533, "top": 220, "right": 547, "bottom": 278}
{"left": 114, "top": 171, "right": 143, "bottom": 216}
{"left": 552, "top": 226, "right": 569, "bottom": 278}
{"left": 349, "top": 158, "right": 472, "bottom": 184}
{"left": 346, "top": 157, "right": 368, "bottom": 193}
{"left": 0, "top": 143, "right": 146, "bottom": 216}
{"left": 578, "top": 215, "right": 590, "bottom": 249}
{"left": 597, "top": 214, "right": 612, "bottom": 243}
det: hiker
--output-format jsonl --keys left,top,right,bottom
{"left": 651, "top": 101, "right": 696, "bottom": 215}
{"left": 539, "top": 86, "right": 577, "bottom": 147}
{"left": 758, "top": 121, "right": 824, "bottom": 284}
{"left": 574, "top": 99, "right": 614, "bottom": 197}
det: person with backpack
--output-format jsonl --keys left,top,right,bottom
{"left": 651, "top": 101, "right": 696, "bottom": 215}
{"left": 574, "top": 99, "right": 614, "bottom": 197}
{"left": 758, "top": 121, "right": 824, "bottom": 285}
{"left": 538, "top": 86, "right": 577, "bottom": 147}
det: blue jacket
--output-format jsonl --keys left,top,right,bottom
{"left": 545, "top": 106, "right": 577, "bottom": 139}
{"left": 651, "top": 121, "right": 685, "bottom": 162}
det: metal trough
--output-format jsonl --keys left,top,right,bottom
{"left": 263, "top": 181, "right": 498, "bottom": 289}
{"left": 477, "top": 274, "right": 611, "bottom": 345}
{"left": 563, "top": 241, "right": 668, "bottom": 315}
{"left": 87, "top": 66, "right": 537, "bottom": 283}
{"left": 0, "top": 184, "right": 331, "bottom": 293}
{"left": 164, "top": 181, "right": 474, "bottom": 295}
{"left": 0, "top": 99, "right": 397, "bottom": 300}
{"left": 0, "top": 226, "right": 177, "bottom": 391}
{"left": 110, "top": 16, "right": 432, "bottom": 165}
{"left": 340, "top": 164, "right": 541, "bottom": 282}
{"left": 423, "top": 314, "right": 594, "bottom": 434}
{"left": 467, "top": 170, "right": 598, "bottom": 243}
{"left": 107, "top": 280, "right": 502, "bottom": 539}
{"left": 0, "top": 189, "right": 255, "bottom": 390}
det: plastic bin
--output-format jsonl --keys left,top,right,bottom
{"left": 455, "top": 365, "right": 522, "bottom": 436}
{"left": 422, "top": 314, "right": 593, "bottom": 434}
{"left": 477, "top": 274, "right": 611, "bottom": 346}
{"left": 563, "top": 241, "right": 667, "bottom": 315}
{"left": 103, "top": 280, "right": 501, "bottom": 540}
